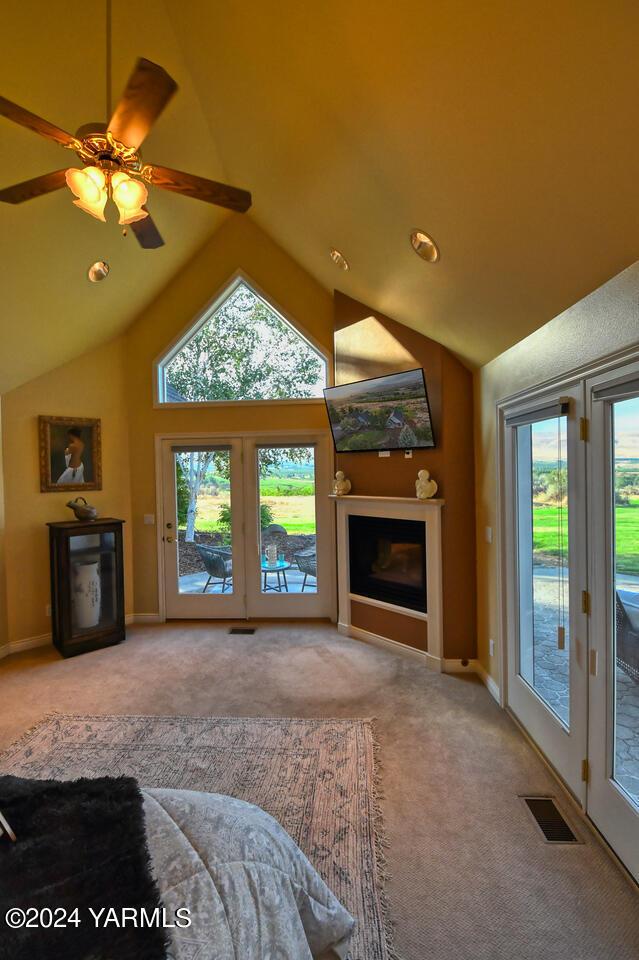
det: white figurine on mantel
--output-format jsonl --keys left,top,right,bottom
{"left": 415, "top": 469, "right": 438, "bottom": 500}
{"left": 333, "top": 470, "right": 352, "bottom": 496}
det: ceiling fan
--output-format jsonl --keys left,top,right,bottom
{"left": 0, "top": 56, "right": 251, "bottom": 249}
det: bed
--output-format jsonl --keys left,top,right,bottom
{"left": 0, "top": 775, "right": 355, "bottom": 960}
{"left": 143, "top": 787, "right": 355, "bottom": 959}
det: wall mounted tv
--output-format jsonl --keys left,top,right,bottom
{"left": 324, "top": 367, "right": 435, "bottom": 452}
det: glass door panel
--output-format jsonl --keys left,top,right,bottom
{"left": 257, "top": 446, "right": 317, "bottom": 595}
{"left": 612, "top": 396, "right": 639, "bottom": 805}
{"left": 516, "top": 416, "right": 570, "bottom": 725}
{"left": 176, "top": 448, "right": 234, "bottom": 596}
{"left": 162, "top": 441, "right": 246, "bottom": 619}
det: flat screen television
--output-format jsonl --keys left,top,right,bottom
{"left": 323, "top": 367, "right": 435, "bottom": 452}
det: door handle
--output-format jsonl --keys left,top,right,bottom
{"left": 166, "top": 536, "right": 175, "bottom": 543}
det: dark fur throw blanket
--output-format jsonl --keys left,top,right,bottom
{"left": 0, "top": 775, "right": 168, "bottom": 960}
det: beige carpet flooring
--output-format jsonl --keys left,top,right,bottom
{"left": 1, "top": 621, "right": 638, "bottom": 960}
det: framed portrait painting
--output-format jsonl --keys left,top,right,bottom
{"left": 39, "top": 416, "right": 102, "bottom": 493}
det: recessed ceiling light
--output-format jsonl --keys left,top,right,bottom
{"left": 88, "top": 260, "right": 110, "bottom": 282}
{"left": 329, "top": 248, "right": 350, "bottom": 271}
{"left": 410, "top": 230, "right": 439, "bottom": 263}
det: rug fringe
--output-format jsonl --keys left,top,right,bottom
{"left": 0, "top": 710, "right": 63, "bottom": 763}
{"left": 365, "top": 718, "right": 404, "bottom": 960}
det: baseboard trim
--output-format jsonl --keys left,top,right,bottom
{"left": 442, "top": 658, "right": 500, "bottom": 701}
{"left": 339, "top": 623, "right": 501, "bottom": 696}
{"left": 1, "top": 615, "right": 156, "bottom": 658}
{"left": 338, "top": 621, "right": 431, "bottom": 664}
{"left": 7, "top": 633, "right": 52, "bottom": 654}
{"left": 442, "top": 658, "right": 474, "bottom": 673}
{"left": 473, "top": 660, "right": 501, "bottom": 703}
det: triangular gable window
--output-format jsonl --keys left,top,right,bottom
{"left": 158, "top": 278, "right": 327, "bottom": 403}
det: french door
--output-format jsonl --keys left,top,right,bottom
{"left": 160, "top": 432, "right": 335, "bottom": 620}
{"left": 504, "top": 365, "right": 639, "bottom": 881}
{"left": 587, "top": 362, "right": 639, "bottom": 879}
{"left": 504, "top": 383, "right": 588, "bottom": 801}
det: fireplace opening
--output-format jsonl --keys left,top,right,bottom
{"left": 348, "top": 514, "right": 427, "bottom": 613}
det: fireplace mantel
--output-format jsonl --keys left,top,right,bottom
{"left": 330, "top": 494, "right": 444, "bottom": 668}
{"left": 329, "top": 494, "right": 444, "bottom": 505}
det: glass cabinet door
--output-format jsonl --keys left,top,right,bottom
{"left": 68, "top": 531, "right": 118, "bottom": 637}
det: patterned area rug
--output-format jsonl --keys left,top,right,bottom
{"left": 1, "top": 714, "right": 393, "bottom": 960}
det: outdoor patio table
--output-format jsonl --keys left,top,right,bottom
{"left": 261, "top": 558, "right": 290, "bottom": 593}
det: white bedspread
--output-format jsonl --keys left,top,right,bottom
{"left": 142, "top": 788, "right": 356, "bottom": 960}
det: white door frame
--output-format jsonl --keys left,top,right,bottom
{"left": 155, "top": 429, "right": 336, "bottom": 622}
{"left": 586, "top": 358, "right": 639, "bottom": 880}
{"left": 501, "top": 381, "right": 589, "bottom": 802}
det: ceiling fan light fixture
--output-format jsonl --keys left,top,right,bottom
{"left": 65, "top": 165, "right": 107, "bottom": 221}
{"left": 111, "top": 170, "right": 148, "bottom": 224}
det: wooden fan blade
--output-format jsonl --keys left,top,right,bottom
{"left": 108, "top": 58, "right": 177, "bottom": 150}
{"left": 0, "top": 169, "right": 68, "bottom": 204}
{"left": 0, "top": 96, "right": 76, "bottom": 148}
{"left": 130, "top": 208, "right": 165, "bottom": 249}
{"left": 147, "top": 164, "right": 252, "bottom": 212}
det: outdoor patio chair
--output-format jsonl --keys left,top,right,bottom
{"left": 294, "top": 551, "right": 317, "bottom": 592}
{"left": 196, "top": 545, "right": 233, "bottom": 593}
{"left": 615, "top": 591, "right": 639, "bottom": 681}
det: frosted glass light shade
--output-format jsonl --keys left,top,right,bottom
{"left": 111, "top": 171, "right": 149, "bottom": 224}
{"left": 65, "top": 166, "right": 107, "bottom": 221}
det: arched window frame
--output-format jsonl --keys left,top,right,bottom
{"left": 154, "top": 270, "right": 333, "bottom": 407}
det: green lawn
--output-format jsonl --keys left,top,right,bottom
{"left": 184, "top": 492, "right": 316, "bottom": 536}
{"left": 259, "top": 477, "right": 314, "bottom": 497}
{"left": 533, "top": 498, "right": 639, "bottom": 573}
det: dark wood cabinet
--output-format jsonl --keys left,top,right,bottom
{"left": 48, "top": 518, "right": 126, "bottom": 658}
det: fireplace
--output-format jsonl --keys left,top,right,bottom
{"left": 333, "top": 495, "right": 443, "bottom": 664}
{"left": 348, "top": 514, "right": 427, "bottom": 613}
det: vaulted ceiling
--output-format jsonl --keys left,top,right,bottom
{"left": 1, "top": 1, "right": 637, "bottom": 393}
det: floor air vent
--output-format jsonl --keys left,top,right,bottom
{"left": 521, "top": 797, "right": 579, "bottom": 843}
{"left": 228, "top": 627, "right": 256, "bottom": 635}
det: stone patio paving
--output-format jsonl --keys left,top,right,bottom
{"left": 179, "top": 565, "right": 316, "bottom": 595}
{"left": 531, "top": 566, "right": 639, "bottom": 805}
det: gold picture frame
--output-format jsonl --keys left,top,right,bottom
{"left": 38, "top": 416, "right": 102, "bottom": 493}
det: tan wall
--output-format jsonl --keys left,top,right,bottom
{"left": 1, "top": 338, "right": 133, "bottom": 645}
{"left": 475, "top": 260, "right": 639, "bottom": 682}
{"left": 123, "top": 214, "right": 334, "bottom": 616}
{"left": 334, "top": 292, "right": 476, "bottom": 660}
